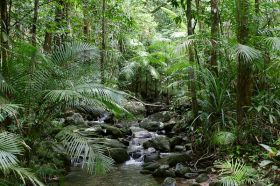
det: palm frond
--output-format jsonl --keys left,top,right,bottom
{"left": 56, "top": 126, "right": 114, "bottom": 174}
{"left": 10, "top": 166, "right": 44, "bottom": 186}
{"left": 234, "top": 44, "right": 261, "bottom": 62}
{"left": 214, "top": 159, "right": 258, "bottom": 186}
{"left": 51, "top": 42, "right": 99, "bottom": 66}
{"left": 213, "top": 131, "right": 236, "bottom": 146}
{"left": 264, "top": 37, "right": 280, "bottom": 51}
{"left": 0, "top": 98, "right": 20, "bottom": 122}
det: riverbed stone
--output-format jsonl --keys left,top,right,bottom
{"left": 153, "top": 168, "right": 175, "bottom": 178}
{"left": 209, "top": 182, "right": 222, "bottom": 186}
{"left": 143, "top": 140, "right": 153, "bottom": 149}
{"left": 190, "top": 183, "right": 201, "bottom": 186}
{"left": 143, "top": 162, "right": 160, "bottom": 171}
{"left": 174, "top": 145, "right": 186, "bottom": 152}
{"left": 140, "top": 170, "right": 153, "bottom": 174}
{"left": 123, "top": 101, "right": 146, "bottom": 116}
{"left": 108, "top": 148, "right": 129, "bottom": 164}
{"left": 91, "top": 138, "right": 126, "bottom": 149}
{"left": 184, "top": 173, "right": 199, "bottom": 179}
{"left": 169, "top": 136, "right": 183, "bottom": 149}
{"left": 167, "top": 153, "right": 192, "bottom": 166}
{"left": 161, "top": 177, "right": 176, "bottom": 186}
{"left": 148, "top": 111, "right": 175, "bottom": 123}
{"left": 101, "top": 124, "right": 124, "bottom": 138}
{"left": 150, "top": 136, "right": 170, "bottom": 152}
{"left": 175, "top": 163, "right": 191, "bottom": 176}
{"left": 139, "top": 119, "right": 161, "bottom": 131}
{"left": 195, "top": 173, "right": 209, "bottom": 183}
{"left": 65, "top": 113, "right": 86, "bottom": 126}
{"left": 144, "top": 152, "right": 160, "bottom": 162}
{"left": 133, "top": 130, "right": 152, "bottom": 138}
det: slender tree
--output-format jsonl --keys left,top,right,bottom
{"left": 210, "top": 0, "right": 219, "bottom": 73}
{"left": 31, "top": 0, "right": 39, "bottom": 46}
{"left": 185, "top": 0, "right": 199, "bottom": 120}
{"left": 0, "top": 0, "right": 9, "bottom": 77}
{"left": 236, "top": 0, "right": 251, "bottom": 127}
{"left": 100, "top": 0, "right": 106, "bottom": 83}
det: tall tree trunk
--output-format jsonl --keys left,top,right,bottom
{"left": 210, "top": 0, "right": 219, "bottom": 73}
{"left": 100, "top": 0, "right": 106, "bottom": 83}
{"left": 255, "top": 0, "right": 260, "bottom": 14}
{"left": 43, "top": 31, "right": 52, "bottom": 52}
{"left": 0, "top": 0, "right": 9, "bottom": 77}
{"left": 186, "top": 0, "right": 199, "bottom": 120}
{"left": 236, "top": 0, "right": 251, "bottom": 127}
{"left": 83, "top": 0, "right": 91, "bottom": 41}
{"left": 195, "top": 0, "right": 203, "bottom": 31}
{"left": 31, "top": 0, "right": 39, "bottom": 46}
{"left": 54, "top": 0, "right": 65, "bottom": 46}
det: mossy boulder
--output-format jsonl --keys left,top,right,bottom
{"left": 108, "top": 148, "right": 129, "bottom": 164}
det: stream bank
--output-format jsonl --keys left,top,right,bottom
{"left": 62, "top": 103, "right": 219, "bottom": 186}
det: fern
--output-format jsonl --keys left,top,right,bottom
{"left": 56, "top": 126, "right": 114, "bottom": 174}
{"left": 214, "top": 159, "right": 258, "bottom": 186}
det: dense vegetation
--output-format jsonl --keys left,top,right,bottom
{"left": 0, "top": 0, "right": 279, "bottom": 185}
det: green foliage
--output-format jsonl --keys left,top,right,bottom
{"left": 214, "top": 159, "right": 258, "bottom": 186}
{"left": 0, "top": 132, "right": 43, "bottom": 186}
{"left": 56, "top": 126, "right": 114, "bottom": 175}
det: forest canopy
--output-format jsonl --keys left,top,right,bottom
{"left": 0, "top": 0, "right": 279, "bottom": 185}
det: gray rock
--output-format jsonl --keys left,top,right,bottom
{"left": 161, "top": 120, "right": 176, "bottom": 132}
{"left": 190, "top": 183, "right": 201, "bottom": 186}
{"left": 107, "top": 148, "right": 129, "bottom": 164}
{"left": 161, "top": 177, "right": 176, "bottom": 186}
{"left": 252, "top": 182, "right": 266, "bottom": 186}
{"left": 144, "top": 152, "right": 160, "bottom": 163}
{"left": 143, "top": 162, "right": 160, "bottom": 171}
{"left": 129, "top": 149, "right": 142, "bottom": 159}
{"left": 143, "top": 140, "right": 153, "bottom": 149}
{"left": 169, "top": 136, "right": 183, "bottom": 149}
{"left": 159, "top": 164, "right": 170, "bottom": 170}
{"left": 174, "top": 145, "right": 186, "bottom": 152}
{"left": 91, "top": 138, "right": 126, "bottom": 149}
{"left": 66, "top": 113, "right": 85, "bottom": 125}
{"left": 147, "top": 111, "right": 175, "bottom": 123}
{"left": 209, "top": 182, "right": 222, "bottom": 186}
{"left": 153, "top": 168, "right": 175, "bottom": 178}
{"left": 139, "top": 119, "right": 161, "bottom": 131}
{"left": 101, "top": 124, "right": 124, "bottom": 138}
{"left": 175, "top": 163, "right": 191, "bottom": 176}
{"left": 195, "top": 173, "right": 209, "bottom": 183}
{"left": 140, "top": 170, "right": 153, "bottom": 174}
{"left": 123, "top": 101, "right": 146, "bottom": 116}
{"left": 133, "top": 130, "right": 152, "bottom": 138}
{"left": 184, "top": 173, "right": 199, "bottom": 179}
{"left": 167, "top": 153, "right": 192, "bottom": 166}
{"left": 147, "top": 136, "right": 170, "bottom": 152}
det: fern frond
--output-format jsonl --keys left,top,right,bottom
{"left": 57, "top": 127, "right": 114, "bottom": 174}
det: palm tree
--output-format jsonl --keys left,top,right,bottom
{"left": 0, "top": 41, "right": 130, "bottom": 178}
{"left": 0, "top": 131, "right": 43, "bottom": 186}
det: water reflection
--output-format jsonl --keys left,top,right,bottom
{"left": 64, "top": 165, "right": 161, "bottom": 186}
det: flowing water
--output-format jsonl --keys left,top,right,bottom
{"left": 63, "top": 124, "right": 162, "bottom": 186}
{"left": 63, "top": 165, "right": 161, "bottom": 186}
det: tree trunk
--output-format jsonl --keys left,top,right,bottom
{"left": 186, "top": 0, "right": 199, "bottom": 120}
{"left": 31, "top": 0, "right": 39, "bottom": 46}
{"left": 0, "top": 0, "right": 9, "bottom": 77}
{"left": 100, "top": 0, "right": 106, "bottom": 83}
{"left": 83, "top": 0, "right": 91, "bottom": 41}
{"left": 43, "top": 31, "right": 52, "bottom": 52}
{"left": 255, "top": 0, "right": 260, "bottom": 14}
{"left": 236, "top": 0, "right": 251, "bottom": 127}
{"left": 210, "top": 0, "right": 219, "bottom": 73}
{"left": 54, "top": 0, "right": 65, "bottom": 46}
